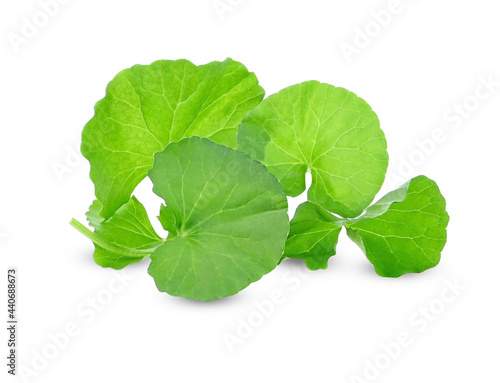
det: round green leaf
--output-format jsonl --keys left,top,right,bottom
{"left": 238, "top": 81, "right": 388, "bottom": 218}
{"left": 147, "top": 137, "right": 289, "bottom": 301}
{"left": 284, "top": 202, "right": 343, "bottom": 270}
{"left": 82, "top": 58, "right": 265, "bottom": 219}
{"left": 345, "top": 176, "right": 450, "bottom": 277}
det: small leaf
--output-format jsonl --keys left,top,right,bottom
{"left": 147, "top": 137, "right": 289, "bottom": 301}
{"left": 284, "top": 202, "right": 344, "bottom": 270}
{"left": 71, "top": 197, "right": 164, "bottom": 269}
{"left": 82, "top": 58, "right": 265, "bottom": 219}
{"left": 86, "top": 199, "right": 105, "bottom": 229}
{"left": 345, "top": 176, "right": 449, "bottom": 277}
{"left": 238, "top": 81, "right": 388, "bottom": 218}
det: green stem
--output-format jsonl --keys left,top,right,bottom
{"left": 70, "top": 219, "right": 159, "bottom": 258}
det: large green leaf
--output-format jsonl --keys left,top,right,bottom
{"left": 238, "top": 81, "right": 388, "bottom": 218}
{"left": 147, "top": 137, "right": 289, "bottom": 301}
{"left": 284, "top": 202, "right": 343, "bottom": 270}
{"left": 82, "top": 58, "right": 265, "bottom": 219}
{"left": 345, "top": 176, "right": 449, "bottom": 277}
{"left": 70, "top": 197, "right": 164, "bottom": 269}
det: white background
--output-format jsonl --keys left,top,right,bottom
{"left": 1, "top": 0, "right": 499, "bottom": 382}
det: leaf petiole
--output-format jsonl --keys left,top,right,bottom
{"left": 70, "top": 219, "right": 162, "bottom": 258}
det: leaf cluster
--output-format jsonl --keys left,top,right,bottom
{"left": 72, "top": 58, "right": 449, "bottom": 301}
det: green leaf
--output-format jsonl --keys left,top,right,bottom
{"left": 345, "top": 176, "right": 449, "bottom": 277}
{"left": 147, "top": 137, "right": 289, "bottom": 301}
{"left": 238, "top": 80, "right": 388, "bottom": 218}
{"left": 71, "top": 197, "right": 164, "bottom": 269}
{"left": 86, "top": 199, "right": 105, "bottom": 229}
{"left": 284, "top": 202, "right": 343, "bottom": 270}
{"left": 82, "top": 58, "right": 265, "bottom": 219}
